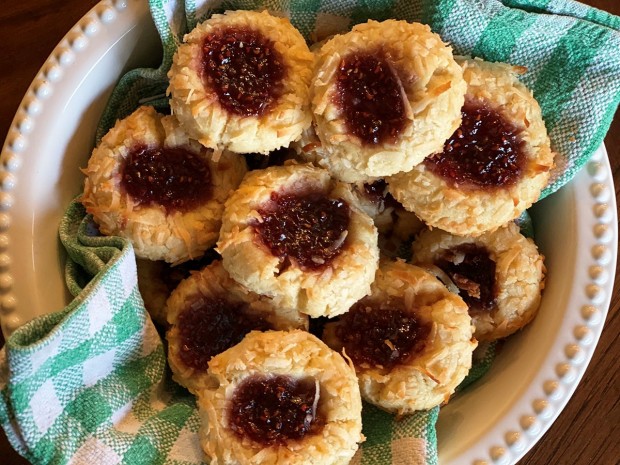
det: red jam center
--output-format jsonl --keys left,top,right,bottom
{"left": 254, "top": 191, "right": 350, "bottom": 271}
{"left": 435, "top": 244, "right": 497, "bottom": 313}
{"left": 229, "top": 375, "right": 323, "bottom": 445}
{"left": 336, "top": 299, "right": 430, "bottom": 369}
{"left": 201, "top": 27, "right": 285, "bottom": 116}
{"left": 177, "top": 297, "right": 271, "bottom": 370}
{"left": 362, "top": 179, "right": 399, "bottom": 210}
{"left": 424, "top": 102, "right": 526, "bottom": 189}
{"left": 363, "top": 180, "right": 389, "bottom": 204}
{"left": 121, "top": 144, "right": 211, "bottom": 213}
{"left": 335, "top": 51, "right": 407, "bottom": 145}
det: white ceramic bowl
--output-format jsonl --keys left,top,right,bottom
{"left": 0, "top": 1, "right": 617, "bottom": 464}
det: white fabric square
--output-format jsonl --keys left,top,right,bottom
{"left": 68, "top": 436, "right": 121, "bottom": 465}
{"left": 391, "top": 437, "right": 426, "bottom": 465}
{"left": 168, "top": 427, "right": 203, "bottom": 462}
{"left": 30, "top": 379, "right": 64, "bottom": 437}
{"left": 141, "top": 322, "right": 160, "bottom": 358}
{"left": 109, "top": 400, "right": 134, "bottom": 428}
{"left": 113, "top": 408, "right": 142, "bottom": 435}
{"left": 118, "top": 253, "right": 137, "bottom": 300}
{"left": 314, "top": 12, "right": 351, "bottom": 41}
{"left": 30, "top": 336, "right": 61, "bottom": 374}
{"left": 148, "top": 380, "right": 172, "bottom": 413}
{"left": 82, "top": 348, "right": 117, "bottom": 388}
{"left": 87, "top": 288, "right": 114, "bottom": 336}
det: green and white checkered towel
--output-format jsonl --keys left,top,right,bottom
{"left": 1, "top": 1, "right": 619, "bottom": 464}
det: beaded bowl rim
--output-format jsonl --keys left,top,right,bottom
{"left": 0, "top": 1, "right": 617, "bottom": 464}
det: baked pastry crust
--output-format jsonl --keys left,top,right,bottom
{"left": 82, "top": 106, "right": 247, "bottom": 264}
{"left": 411, "top": 222, "right": 545, "bottom": 341}
{"left": 198, "top": 330, "right": 363, "bottom": 465}
{"left": 310, "top": 20, "right": 466, "bottom": 182}
{"left": 323, "top": 259, "right": 476, "bottom": 414}
{"left": 167, "top": 10, "right": 314, "bottom": 154}
{"left": 166, "top": 261, "right": 308, "bottom": 394}
{"left": 388, "top": 57, "right": 555, "bottom": 236}
{"left": 217, "top": 163, "right": 379, "bottom": 318}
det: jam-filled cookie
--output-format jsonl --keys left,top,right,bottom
{"left": 411, "top": 222, "right": 545, "bottom": 341}
{"left": 217, "top": 163, "right": 379, "bottom": 318}
{"left": 197, "top": 330, "right": 363, "bottom": 465}
{"left": 388, "top": 57, "right": 554, "bottom": 236}
{"left": 310, "top": 20, "right": 466, "bottom": 182}
{"left": 82, "top": 106, "right": 247, "bottom": 264}
{"left": 136, "top": 250, "right": 221, "bottom": 328}
{"left": 168, "top": 10, "right": 313, "bottom": 154}
{"left": 323, "top": 259, "right": 476, "bottom": 414}
{"left": 166, "top": 261, "right": 308, "bottom": 393}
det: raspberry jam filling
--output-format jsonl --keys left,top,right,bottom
{"left": 229, "top": 375, "right": 323, "bottom": 445}
{"left": 435, "top": 244, "right": 497, "bottom": 313}
{"left": 202, "top": 27, "right": 285, "bottom": 116}
{"left": 254, "top": 191, "right": 350, "bottom": 271}
{"left": 335, "top": 51, "right": 407, "bottom": 145}
{"left": 363, "top": 180, "right": 389, "bottom": 204}
{"left": 424, "top": 101, "right": 526, "bottom": 189}
{"left": 121, "top": 144, "right": 211, "bottom": 213}
{"left": 177, "top": 296, "right": 271, "bottom": 370}
{"left": 336, "top": 299, "right": 430, "bottom": 369}
{"left": 362, "top": 180, "right": 399, "bottom": 209}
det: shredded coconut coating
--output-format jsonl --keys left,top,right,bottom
{"left": 217, "top": 163, "right": 379, "bottom": 318}
{"left": 324, "top": 259, "right": 476, "bottom": 414}
{"left": 412, "top": 222, "right": 546, "bottom": 341}
{"left": 310, "top": 20, "right": 466, "bottom": 182}
{"left": 81, "top": 106, "right": 247, "bottom": 264}
{"left": 388, "top": 57, "right": 555, "bottom": 236}
{"left": 166, "top": 261, "right": 308, "bottom": 394}
{"left": 197, "top": 330, "right": 363, "bottom": 465}
{"left": 167, "top": 10, "right": 314, "bottom": 154}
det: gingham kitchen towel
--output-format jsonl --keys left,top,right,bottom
{"left": 97, "top": 0, "right": 620, "bottom": 198}
{"left": 2, "top": 1, "right": 619, "bottom": 464}
{"left": 0, "top": 199, "right": 443, "bottom": 465}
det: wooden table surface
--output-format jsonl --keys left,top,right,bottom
{"left": 0, "top": 1, "right": 618, "bottom": 464}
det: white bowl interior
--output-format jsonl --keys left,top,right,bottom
{"left": 438, "top": 182, "right": 580, "bottom": 463}
{"left": 4, "top": 0, "right": 160, "bottom": 329}
{"left": 1, "top": 2, "right": 616, "bottom": 464}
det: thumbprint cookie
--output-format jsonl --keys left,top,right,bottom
{"left": 82, "top": 106, "right": 247, "bottom": 264}
{"left": 411, "top": 222, "right": 545, "bottom": 341}
{"left": 388, "top": 57, "right": 555, "bottom": 236}
{"left": 323, "top": 259, "right": 476, "bottom": 414}
{"left": 310, "top": 20, "right": 466, "bottom": 182}
{"left": 136, "top": 250, "right": 221, "bottom": 328}
{"left": 217, "top": 163, "right": 379, "bottom": 318}
{"left": 166, "top": 261, "right": 308, "bottom": 393}
{"left": 168, "top": 10, "right": 314, "bottom": 154}
{"left": 197, "top": 330, "right": 363, "bottom": 465}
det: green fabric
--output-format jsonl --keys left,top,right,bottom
{"left": 1, "top": 1, "right": 619, "bottom": 464}
{"left": 0, "top": 201, "right": 201, "bottom": 465}
{"left": 97, "top": 0, "right": 620, "bottom": 198}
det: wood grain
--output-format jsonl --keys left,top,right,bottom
{"left": 0, "top": 1, "right": 618, "bottom": 464}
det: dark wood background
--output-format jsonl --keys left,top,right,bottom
{"left": 0, "top": 1, "right": 618, "bottom": 464}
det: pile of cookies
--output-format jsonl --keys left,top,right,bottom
{"left": 81, "top": 9, "right": 549, "bottom": 465}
